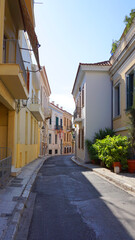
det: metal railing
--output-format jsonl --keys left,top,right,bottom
{"left": 74, "top": 107, "right": 81, "bottom": 120}
{"left": 66, "top": 125, "right": 73, "bottom": 131}
{"left": 0, "top": 148, "right": 12, "bottom": 187}
{"left": 3, "top": 39, "right": 27, "bottom": 84}
{"left": 29, "top": 97, "right": 40, "bottom": 105}
{"left": 55, "top": 125, "right": 63, "bottom": 130}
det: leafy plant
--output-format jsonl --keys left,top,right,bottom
{"left": 92, "top": 135, "right": 129, "bottom": 169}
{"left": 85, "top": 139, "right": 99, "bottom": 162}
{"left": 110, "top": 41, "right": 120, "bottom": 55}
{"left": 93, "top": 128, "right": 115, "bottom": 143}
{"left": 124, "top": 9, "right": 135, "bottom": 35}
{"left": 110, "top": 9, "right": 135, "bottom": 55}
{"left": 128, "top": 108, "right": 135, "bottom": 159}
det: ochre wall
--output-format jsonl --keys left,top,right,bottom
{"left": 0, "top": 103, "right": 8, "bottom": 147}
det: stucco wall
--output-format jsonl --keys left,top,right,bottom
{"left": 85, "top": 71, "right": 112, "bottom": 141}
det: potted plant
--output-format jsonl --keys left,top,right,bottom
{"left": 127, "top": 108, "right": 135, "bottom": 173}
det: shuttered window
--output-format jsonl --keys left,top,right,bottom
{"left": 81, "top": 128, "right": 84, "bottom": 149}
{"left": 127, "top": 74, "right": 134, "bottom": 109}
{"left": 82, "top": 86, "right": 84, "bottom": 107}
{"left": 78, "top": 129, "right": 80, "bottom": 149}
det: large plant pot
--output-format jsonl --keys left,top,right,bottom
{"left": 113, "top": 162, "right": 121, "bottom": 174}
{"left": 127, "top": 160, "right": 135, "bottom": 173}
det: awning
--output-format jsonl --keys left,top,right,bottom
{"left": 19, "top": 0, "right": 41, "bottom": 69}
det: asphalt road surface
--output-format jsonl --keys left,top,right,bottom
{"left": 26, "top": 155, "right": 135, "bottom": 240}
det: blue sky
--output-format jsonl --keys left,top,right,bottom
{"left": 34, "top": 0, "right": 135, "bottom": 113}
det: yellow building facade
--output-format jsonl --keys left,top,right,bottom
{"left": 63, "top": 111, "right": 73, "bottom": 154}
{"left": 0, "top": 0, "right": 42, "bottom": 170}
{"left": 110, "top": 18, "right": 135, "bottom": 136}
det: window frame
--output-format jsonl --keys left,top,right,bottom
{"left": 113, "top": 81, "right": 121, "bottom": 118}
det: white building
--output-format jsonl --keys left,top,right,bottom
{"left": 72, "top": 61, "right": 112, "bottom": 163}
{"left": 48, "top": 102, "right": 63, "bottom": 155}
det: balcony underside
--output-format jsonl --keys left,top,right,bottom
{"left": 74, "top": 118, "right": 82, "bottom": 124}
{"left": 29, "top": 104, "right": 44, "bottom": 121}
{"left": 0, "top": 64, "right": 28, "bottom": 99}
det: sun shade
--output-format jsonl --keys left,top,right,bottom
{"left": 19, "top": 0, "right": 41, "bottom": 69}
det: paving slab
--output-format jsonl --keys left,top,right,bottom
{"left": 0, "top": 156, "right": 48, "bottom": 240}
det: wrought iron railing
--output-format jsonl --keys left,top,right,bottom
{"left": 66, "top": 125, "right": 73, "bottom": 131}
{"left": 55, "top": 125, "right": 63, "bottom": 130}
{"left": 3, "top": 39, "right": 27, "bottom": 84}
{"left": 0, "top": 148, "right": 12, "bottom": 187}
{"left": 74, "top": 107, "right": 81, "bottom": 120}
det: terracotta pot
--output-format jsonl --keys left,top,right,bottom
{"left": 113, "top": 162, "right": 121, "bottom": 173}
{"left": 91, "top": 160, "right": 95, "bottom": 164}
{"left": 127, "top": 160, "right": 135, "bottom": 173}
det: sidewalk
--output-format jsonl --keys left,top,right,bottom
{"left": 71, "top": 156, "right": 135, "bottom": 195}
{"left": 0, "top": 156, "right": 48, "bottom": 240}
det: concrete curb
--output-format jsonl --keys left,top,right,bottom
{"left": 71, "top": 156, "right": 135, "bottom": 194}
{"left": 2, "top": 157, "right": 49, "bottom": 240}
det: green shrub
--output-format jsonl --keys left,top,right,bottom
{"left": 85, "top": 139, "right": 99, "bottom": 162}
{"left": 93, "top": 128, "right": 115, "bottom": 143}
{"left": 93, "top": 135, "right": 129, "bottom": 169}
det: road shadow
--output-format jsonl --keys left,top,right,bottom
{"left": 28, "top": 155, "right": 135, "bottom": 240}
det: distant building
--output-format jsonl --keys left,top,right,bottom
{"left": 48, "top": 102, "right": 63, "bottom": 155}
{"left": 48, "top": 102, "right": 73, "bottom": 155}
{"left": 63, "top": 110, "right": 73, "bottom": 154}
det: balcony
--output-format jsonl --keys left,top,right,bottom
{"left": 44, "top": 108, "right": 52, "bottom": 120}
{"left": 66, "top": 125, "right": 73, "bottom": 132}
{"left": 0, "top": 39, "right": 28, "bottom": 99}
{"left": 29, "top": 98, "right": 44, "bottom": 121}
{"left": 74, "top": 107, "right": 82, "bottom": 123}
{"left": 55, "top": 125, "right": 63, "bottom": 131}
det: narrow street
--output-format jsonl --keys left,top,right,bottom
{"left": 18, "top": 155, "right": 135, "bottom": 240}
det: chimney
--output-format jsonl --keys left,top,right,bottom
{"left": 61, "top": 106, "right": 63, "bottom": 110}
{"left": 57, "top": 104, "right": 59, "bottom": 108}
{"left": 52, "top": 101, "right": 55, "bottom": 105}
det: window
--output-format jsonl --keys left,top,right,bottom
{"left": 67, "top": 133, "right": 68, "bottom": 142}
{"left": 55, "top": 134, "right": 57, "bottom": 144}
{"left": 81, "top": 128, "right": 84, "bottom": 149}
{"left": 49, "top": 118, "right": 52, "bottom": 125}
{"left": 49, "top": 134, "right": 51, "bottom": 144}
{"left": 82, "top": 85, "right": 84, "bottom": 107}
{"left": 64, "top": 117, "right": 66, "bottom": 126}
{"left": 64, "top": 147, "right": 66, "bottom": 153}
{"left": 114, "top": 83, "right": 120, "bottom": 117}
{"left": 55, "top": 149, "right": 58, "bottom": 154}
{"left": 78, "top": 129, "right": 80, "bottom": 149}
{"left": 56, "top": 117, "right": 59, "bottom": 129}
{"left": 64, "top": 133, "right": 66, "bottom": 141}
{"left": 49, "top": 150, "right": 52, "bottom": 154}
{"left": 60, "top": 119, "right": 63, "bottom": 128}
{"left": 127, "top": 72, "right": 134, "bottom": 109}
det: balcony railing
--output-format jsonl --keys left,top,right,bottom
{"left": 55, "top": 125, "right": 63, "bottom": 130}
{"left": 0, "top": 148, "right": 12, "bottom": 187}
{"left": 66, "top": 125, "right": 73, "bottom": 131}
{"left": 29, "top": 97, "right": 40, "bottom": 105}
{"left": 74, "top": 107, "right": 81, "bottom": 120}
{"left": 28, "top": 97, "right": 44, "bottom": 121}
{"left": 3, "top": 39, "right": 27, "bottom": 84}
